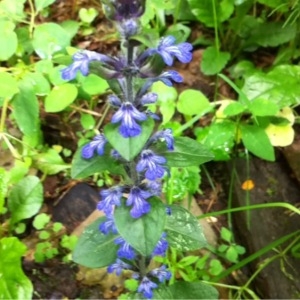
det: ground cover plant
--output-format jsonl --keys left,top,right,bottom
{"left": 0, "top": 0, "right": 300, "bottom": 299}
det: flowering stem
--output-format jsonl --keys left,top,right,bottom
{"left": 137, "top": 255, "right": 147, "bottom": 278}
{"left": 125, "top": 41, "right": 135, "bottom": 103}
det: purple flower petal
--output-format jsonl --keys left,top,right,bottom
{"left": 126, "top": 186, "right": 151, "bottom": 218}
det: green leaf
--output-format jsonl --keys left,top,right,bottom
{"left": 248, "top": 98, "right": 279, "bottom": 116}
{"left": 223, "top": 102, "right": 245, "bottom": 116}
{"left": 33, "top": 213, "right": 51, "bottom": 230}
{"left": 165, "top": 205, "right": 207, "bottom": 251}
{"left": 22, "top": 72, "right": 51, "bottom": 96}
{"left": 104, "top": 118, "right": 154, "bottom": 161}
{"left": 177, "top": 89, "right": 211, "bottom": 116}
{"left": 220, "top": 227, "right": 232, "bottom": 242}
{"left": 157, "top": 137, "right": 214, "bottom": 167}
{"left": 151, "top": 82, "right": 178, "bottom": 124}
{"left": 0, "top": 0, "right": 26, "bottom": 22}
{"left": 0, "top": 21, "right": 18, "bottom": 60}
{"left": 34, "top": 148, "right": 70, "bottom": 175}
{"left": 201, "top": 47, "right": 231, "bottom": 75}
{"left": 114, "top": 197, "right": 166, "bottom": 256}
{"left": 32, "top": 22, "right": 71, "bottom": 59}
{"left": 81, "top": 74, "right": 109, "bottom": 95}
{"left": 242, "top": 65, "right": 300, "bottom": 107}
{"left": 241, "top": 124, "right": 275, "bottom": 161}
{"left": 209, "top": 259, "right": 223, "bottom": 275}
{"left": 12, "top": 83, "right": 41, "bottom": 146}
{"left": 8, "top": 176, "right": 43, "bottom": 225}
{"left": 80, "top": 113, "right": 95, "bottom": 130}
{"left": 245, "top": 22, "right": 296, "bottom": 48}
{"left": 0, "top": 237, "right": 33, "bottom": 299}
{"left": 45, "top": 83, "right": 78, "bottom": 112}
{"left": 169, "top": 281, "right": 219, "bottom": 299}
{"left": 71, "top": 147, "right": 124, "bottom": 179}
{"left": 73, "top": 217, "right": 118, "bottom": 268}
{"left": 0, "top": 72, "right": 19, "bottom": 98}
{"left": 188, "top": 0, "right": 234, "bottom": 27}
{"left": 60, "top": 20, "right": 80, "bottom": 39}
{"left": 79, "top": 7, "right": 98, "bottom": 23}
{"left": 34, "top": 0, "right": 55, "bottom": 11}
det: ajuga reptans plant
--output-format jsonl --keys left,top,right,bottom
{"left": 62, "top": 0, "right": 217, "bottom": 299}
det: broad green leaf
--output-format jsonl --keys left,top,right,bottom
{"left": 12, "top": 83, "right": 41, "bottom": 145}
{"left": 71, "top": 147, "right": 124, "bottom": 179}
{"left": 114, "top": 197, "right": 166, "bottom": 256}
{"left": 177, "top": 89, "right": 211, "bottom": 116}
{"left": 73, "top": 217, "right": 118, "bottom": 268}
{"left": 0, "top": 72, "right": 19, "bottom": 98}
{"left": 241, "top": 124, "right": 275, "bottom": 161}
{"left": 34, "top": 0, "right": 55, "bottom": 12}
{"left": 0, "top": 237, "right": 33, "bottom": 299}
{"left": 45, "top": 84, "right": 78, "bottom": 112}
{"left": 0, "top": 21, "right": 17, "bottom": 60}
{"left": 32, "top": 23, "right": 71, "bottom": 59}
{"left": 197, "top": 121, "right": 236, "bottom": 161}
{"left": 60, "top": 20, "right": 80, "bottom": 39}
{"left": 165, "top": 205, "right": 207, "bottom": 251}
{"left": 156, "top": 137, "right": 214, "bottom": 167}
{"left": 245, "top": 22, "right": 296, "bottom": 48}
{"left": 242, "top": 66, "right": 300, "bottom": 107}
{"left": 169, "top": 281, "right": 219, "bottom": 299}
{"left": 201, "top": 47, "right": 231, "bottom": 75}
{"left": 81, "top": 74, "right": 109, "bottom": 95}
{"left": 22, "top": 72, "right": 51, "bottom": 96}
{"left": 151, "top": 82, "right": 178, "bottom": 124}
{"left": 257, "top": 0, "right": 287, "bottom": 9}
{"left": 223, "top": 102, "right": 245, "bottom": 116}
{"left": 104, "top": 118, "right": 154, "bottom": 161}
{"left": 34, "top": 148, "right": 70, "bottom": 175}
{"left": 0, "top": 0, "right": 26, "bottom": 22}
{"left": 8, "top": 176, "right": 43, "bottom": 225}
{"left": 188, "top": 0, "right": 234, "bottom": 27}
{"left": 248, "top": 98, "right": 279, "bottom": 116}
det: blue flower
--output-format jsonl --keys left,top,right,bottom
{"left": 137, "top": 36, "right": 192, "bottom": 67}
{"left": 61, "top": 50, "right": 108, "bottom": 80}
{"left": 152, "top": 232, "right": 168, "bottom": 257}
{"left": 118, "top": 19, "right": 139, "bottom": 38}
{"left": 136, "top": 150, "right": 166, "bottom": 181}
{"left": 146, "top": 181, "right": 162, "bottom": 196}
{"left": 97, "top": 186, "right": 123, "bottom": 215}
{"left": 137, "top": 276, "right": 158, "bottom": 299}
{"left": 155, "top": 36, "right": 193, "bottom": 66}
{"left": 108, "top": 94, "right": 122, "bottom": 107}
{"left": 150, "top": 129, "right": 174, "bottom": 150}
{"left": 140, "top": 92, "right": 158, "bottom": 105}
{"left": 150, "top": 265, "right": 172, "bottom": 283}
{"left": 111, "top": 102, "right": 147, "bottom": 138}
{"left": 126, "top": 186, "right": 151, "bottom": 218}
{"left": 107, "top": 258, "right": 132, "bottom": 276}
{"left": 114, "top": 237, "right": 136, "bottom": 260}
{"left": 82, "top": 134, "right": 107, "bottom": 159}
{"left": 99, "top": 214, "right": 117, "bottom": 235}
{"left": 158, "top": 71, "right": 183, "bottom": 86}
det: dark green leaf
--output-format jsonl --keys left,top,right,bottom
{"left": 114, "top": 197, "right": 166, "bottom": 256}
{"left": 169, "top": 281, "right": 219, "bottom": 299}
{"left": 165, "top": 205, "right": 207, "bottom": 251}
{"left": 241, "top": 124, "right": 275, "bottom": 161}
{"left": 156, "top": 137, "right": 214, "bottom": 167}
{"left": 71, "top": 147, "right": 125, "bottom": 179}
{"left": 104, "top": 118, "right": 154, "bottom": 161}
{"left": 8, "top": 176, "right": 43, "bottom": 225}
{"left": 0, "top": 237, "right": 33, "bottom": 299}
{"left": 73, "top": 217, "right": 118, "bottom": 268}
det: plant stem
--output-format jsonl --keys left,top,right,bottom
{"left": 0, "top": 98, "right": 9, "bottom": 133}
{"left": 27, "top": 0, "right": 36, "bottom": 38}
